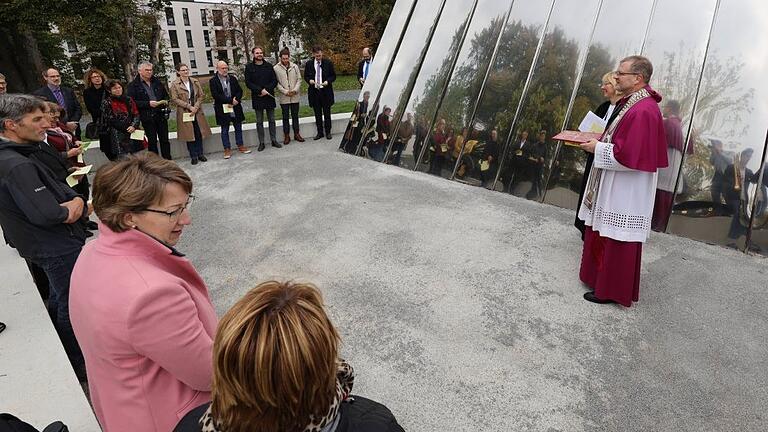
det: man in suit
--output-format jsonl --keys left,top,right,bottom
{"left": 33, "top": 68, "right": 82, "bottom": 134}
{"left": 126, "top": 61, "right": 172, "bottom": 159}
{"left": 245, "top": 46, "right": 281, "bottom": 152}
{"left": 304, "top": 45, "right": 336, "bottom": 140}
{"left": 210, "top": 60, "right": 250, "bottom": 159}
{"left": 357, "top": 47, "right": 373, "bottom": 87}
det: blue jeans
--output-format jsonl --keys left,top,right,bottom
{"left": 221, "top": 117, "right": 244, "bottom": 149}
{"left": 31, "top": 249, "right": 85, "bottom": 369}
{"left": 186, "top": 120, "right": 204, "bottom": 158}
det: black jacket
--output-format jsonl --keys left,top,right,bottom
{"left": 304, "top": 58, "right": 336, "bottom": 108}
{"left": 83, "top": 86, "right": 107, "bottom": 121}
{"left": 126, "top": 75, "right": 170, "bottom": 123}
{"left": 0, "top": 139, "right": 86, "bottom": 260}
{"left": 357, "top": 58, "right": 372, "bottom": 86}
{"left": 244, "top": 61, "right": 278, "bottom": 110}
{"left": 174, "top": 396, "right": 404, "bottom": 432}
{"left": 209, "top": 74, "right": 246, "bottom": 125}
{"left": 32, "top": 85, "right": 82, "bottom": 123}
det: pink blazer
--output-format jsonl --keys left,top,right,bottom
{"left": 70, "top": 225, "right": 218, "bottom": 432}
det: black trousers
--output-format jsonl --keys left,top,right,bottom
{"left": 280, "top": 103, "right": 300, "bottom": 135}
{"left": 312, "top": 104, "right": 332, "bottom": 136}
{"left": 143, "top": 114, "right": 172, "bottom": 159}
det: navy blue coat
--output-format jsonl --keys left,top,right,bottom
{"left": 209, "top": 74, "right": 246, "bottom": 125}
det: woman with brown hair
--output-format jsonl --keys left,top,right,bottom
{"left": 82, "top": 68, "right": 112, "bottom": 157}
{"left": 70, "top": 153, "right": 218, "bottom": 432}
{"left": 100, "top": 79, "right": 144, "bottom": 158}
{"left": 175, "top": 281, "right": 404, "bottom": 432}
{"left": 170, "top": 63, "right": 212, "bottom": 165}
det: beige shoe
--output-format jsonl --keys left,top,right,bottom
{"left": 238, "top": 145, "right": 252, "bottom": 154}
{"left": 224, "top": 148, "right": 232, "bottom": 159}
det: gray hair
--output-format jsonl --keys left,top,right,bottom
{"left": 138, "top": 61, "right": 153, "bottom": 70}
{"left": 0, "top": 94, "right": 47, "bottom": 132}
{"left": 621, "top": 55, "right": 653, "bottom": 83}
{"left": 0, "top": 73, "right": 5, "bottom": 80}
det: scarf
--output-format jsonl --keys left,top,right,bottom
{"left": 199, "top": 360, "right": 355, "bottom": 432}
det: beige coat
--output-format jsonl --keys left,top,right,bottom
{"left": 169, "top": 77, "right": 212, "bottom": 142}
{"left": 273, "top": 61, "right": 302, "bottom": 105}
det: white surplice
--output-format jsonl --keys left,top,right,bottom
{"left": 578, "top": 141, "right": 658, "bottom": 243}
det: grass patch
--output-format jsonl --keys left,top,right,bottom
{"left": 198, "top": 74, "right": 360, "bottom": 103}
{"left": 168, "top": 100, "right": 356, "bottom": 132}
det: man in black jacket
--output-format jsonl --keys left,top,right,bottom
{"left": 304, "top": 45, "right": 336, "bottom": 140}
{"left": 32, "top": 68, "right": 82, "bottom": 133}
{"left": 210, "top": 60, "right": 251, "bottom": 159}
{"left": 0, "top": 94, "right": 88, "bottom": 378}
{"left": 244, "top": 46, "right": 281, "bottom": 152}
{"left": 126, "top": 61, "right": 172, "bottom": 159}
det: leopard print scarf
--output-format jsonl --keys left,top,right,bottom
{"left": 199, "top": 360, "right": 355, "bottom": 432}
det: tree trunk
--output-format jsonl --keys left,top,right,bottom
{"left": 149, "top": 21, "right": 163, "bottom": 66}
{"left": 117, "top": 15, "right": 137, "bottom": 81}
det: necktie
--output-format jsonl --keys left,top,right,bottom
{"left": 363, "top": 61, "right": 370, "bottom": 79}
{"left": 315, "top": 62, "right": 322, "bottom": 84}
{"left": 52, "top": 88, "right": 65, "bottom": 108}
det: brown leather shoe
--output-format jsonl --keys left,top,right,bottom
{"left": 294, "top": 133, "right": 305, "bottom": 142}
{"left": 238, "top": 145, "right": 252, "bottom": 154}
{"left": 284, "top": 135, "right": 291, "bottom": 145}
{"left": 223, "top": 148, "right": 232, "bottom": 159}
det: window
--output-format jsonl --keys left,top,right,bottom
{"left": 215, "top": 30, "right": 226, "bottom": 47}
{"left": 186, "top": 30, "right": 194, "bottom": 48}
{"left": 217, "top": 50, "right": 229, "bottom": 62}
{"left": 172, "top": 52, "right": 181, "bottom": 67}
{"left": 182, "top": 8, "right": 190, "bottom": 26}
{"left": 165, "top": 7, "right": 175, "bottom": 26}
{"left": 66, "top": 40, "right": 78, "bottom": 54}
{"left": 212, "top": 9, "right": 223, "bottom": 26}
{"left": 227, "top": 10, "right": 234, "bottom": 27}
{"left": 189, "top": 51, "right": 197, "bottom": 69}
{"left": 206, "top": 50, "right": 213, "bottom": 67}
{"left": 203, "top": 30, "right": 210, "bottom": 47}
{"left": 232, "top": 48, "right": 241, "bottom": 65}
{"left": 201, "top": 10, "right": 208, "bottom": 26}
{"left": 169, "top": 30, "right": 179, "bottom": 49}
{"left": 230, "top": 30, "right": 237, "bottom": 47}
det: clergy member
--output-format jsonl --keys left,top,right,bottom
{"left": 577, "top": 55, "right": 668, "bottom": 307}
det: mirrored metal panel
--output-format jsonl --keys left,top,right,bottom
{"left": 666, "top": 0, "right": 768, "bottom": 252}
{"left": 542, "top": 0, "right": 654, "bottom": 211}
{"left": 493, "top": 0, "right": 601, "bottom": 201}
{"left": 407, "top": 0, "right": 512, "bottom": 180}
{"left": 354, "top": 0, "right": 447, "bottom": 161}
{"left": 339, "top": 0, "right": 416, "bottom": 154}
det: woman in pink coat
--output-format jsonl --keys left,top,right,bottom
{"left": 70, "top": 153, "right": 218, "bottom": 432}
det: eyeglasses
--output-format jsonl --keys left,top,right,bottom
{"left": 141, "top": 195, "right": 195, "bottom": 222}
{"left": 614, "top": 71, "right": 639, "bottom": 76}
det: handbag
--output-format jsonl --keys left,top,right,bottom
{"left": 84, "top": 121, "right": 99, "bottom": 139}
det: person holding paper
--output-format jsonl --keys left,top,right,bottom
{"left": 170, "top": 63, "right": 213, "bottom": 165}
{"left": 210, "top": 60, "right": 250, "bottom": 159}
{"left": 577, "top": 56, "right": 668, "bottom": 307}
{"left": 101, "top": 79, "right": 144, "bottom": 158}
{"left": 0, "top": 94, "right": 90, "bottom": 380}
{"left": 127, "top": 61, "right": 172, "bottom": 159}
{"left": 304, "top": 45, "right": 337, "bottom": 140}
{"left": 245, "top": 46, "right": 281, "bottom": 152}
{"left": 480, "top": 129, "right": 500, "bottom": 187}
{"left": 575, "top": 71, "right": 624, "bottom": 238}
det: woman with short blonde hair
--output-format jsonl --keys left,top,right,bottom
{"left": 175, "top": 281, "right": 404, "bottom": 432}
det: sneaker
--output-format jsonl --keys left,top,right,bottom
{"left": 198, "top": 155, "right": 208, "bottom": 162}
{"left": 224, "top": 148, "right": 232, "bottom": 159}
{"left": 238, "top": 146, "right": 252, "bottom": 154}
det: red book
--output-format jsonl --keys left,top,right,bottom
{"left": 552, "top": 130, "right": 602, "bottom": 146}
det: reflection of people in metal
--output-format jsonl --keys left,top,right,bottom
{"left": 578, "top": 55, "right": 668, "bottom": 307}
{"left": 480, "top": 129, "right": 500, "bottom": 187}
{"left": 390, "top": 112, "right": 413, "bottom": 166}
{"left": 413, "top": 116, "right": 429, "bottom": 165}
{"left": 709, "top": 139, "right": 730, "bottom": 205}
{"left": 357, "top": 47, "right": 373, "bottom": 87}
{"left": 429, "top": 119, "right": 449, "bottom": 175}
{"left": 508, "top": 130, "right": 546, "bottom": 198}
{"left": 340, "top": 91, "right": 370, "bottom": 153}
{"left": 370, "top": 106, "right": 391, "bottom": 162}
{"left": 723, "top": 148, "right": 754, "bottom": 247}
{"left": 575, "top": 72, "right": 624, "bottom": 238}
{"left": 652, "top": 100, "right": 693, "bottom": 232}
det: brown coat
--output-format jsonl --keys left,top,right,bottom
{"left": 169, "top": 78, "right": 212, "bottom": 142}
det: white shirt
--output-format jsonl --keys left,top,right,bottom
{"left": 578, "top": 142, "right": 658, "bottom": 243}
{"left": 315, "top": 61, "right": 323, "bottom": 84}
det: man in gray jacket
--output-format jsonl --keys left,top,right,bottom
{"left": 274, "top": 48, "right": 305, "bottom": 145}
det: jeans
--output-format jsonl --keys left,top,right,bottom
{"left": 255, "top": 108, "right": 277, "bottom": 144}
{"left": 313, "top": 104, "right": 332, "bottom": 136}
{"left": 143, "top": 114, "right": 172, "bottom": 159}
{"left": 220, "top": 117, "right": 244, "bottom": 149}
{"left": 31, "top": 249, "right": 85, "bottom": 369}
{"left": 186, "top": 120, "right": 204, "bottom": 159}
{"left": 280, "top": 103, "right": 300, "bottom": 135}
